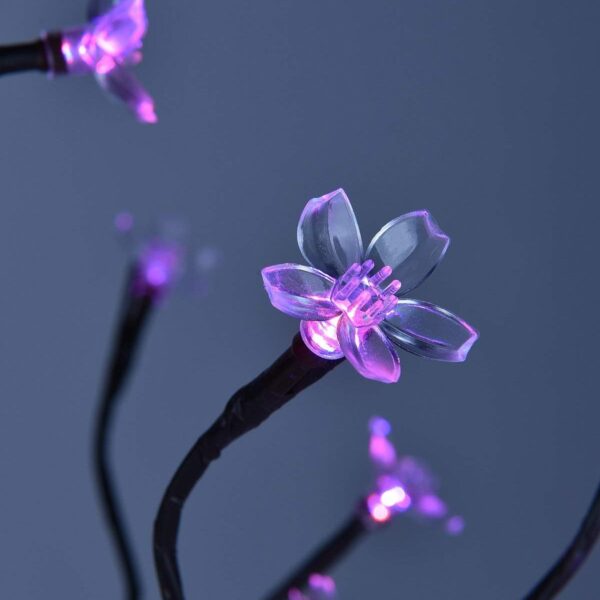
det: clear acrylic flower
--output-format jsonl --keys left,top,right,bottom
{"left": 366, "top": 416, "right": 463, "bottom": 534}
{"left": 262, "top": 189, "right": 479, "bottom": 383}
{"left": 58, "top": 0, "right": 156, "bottom": 123}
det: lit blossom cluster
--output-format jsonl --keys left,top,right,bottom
{"left": 366, "top": 416, "right": 463, "bottom": 534}
{"left": 57, "top": 0, "right": 156, "bottom": 122}
{"left": 262, "top": 189, "right": 478, "bottom": 383}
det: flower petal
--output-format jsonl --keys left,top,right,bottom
{"left": 262, "top": 264, "right": 340, "bottom": 321}
{"left": 337, "top": 315, "right": 400, "bottom": 383}
{"left": 381, "top": 299, "right": 478, "bottom": 362}
{"left": 300, "top": 317, "right": 344, "bottom": 359}
{"left": 96, "top": 66, "right": 157, "bottom": 123}
{"left": 297, "top": 189, "right": 364, "bottom": 278}
{"left": 366, "top": 211, "right": 449, "bottom": 296}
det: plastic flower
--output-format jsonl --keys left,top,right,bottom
{"left": 56, "top": 0, "right": 156, "bottom": 122}
{"left": 366, "top": 416, "right": 463, "bottom": 534}
{"left": 262, "top": 189, "right": 478, "bottom": 383}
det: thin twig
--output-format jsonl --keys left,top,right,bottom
{"left": 0, "top": 40, "right": 48, "bottom": 76}
{"left": 263, "top": 506, "right": 369, "bottom": 600}
{"left": 524, "top": 482, "right": 600, "bottom": 599}
{"left": 95, "top": 266, "right": 155, "bottom": 600}
{"left": 153, "top": 334, "right": 343, "bottom": 600}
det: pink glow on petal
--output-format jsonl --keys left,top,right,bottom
{"left": 60, "top": 0, "right": 148, "bottom": 76}
{"left": 331, "top": 260, "right": 399, "bottom": 328}
{"left": 136, "top": 98, "right": 157, "bottom": 123}
{"left": 337, "top": 317, "right": 401, "bottom": 383}
{"left": 262, "top": 264, "right": 339, "bottom": 321}
{"left": 300, "top": 317, "right": 343, "bottom": 360}
{"left": 308, "top": 574, "right": 336, "bottom": 596}
{"left": 368, "top": 493, "right": 392, "bottom": 524}
{"left": 369, "top": 435, "right": 397, "bottom": 467}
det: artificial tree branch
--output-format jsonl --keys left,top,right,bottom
{"left": 525, "top": 482, "right": 600, "bottom": 600}
{"left": 263, "top": 505, "right": 370, "bottom": 600}
{"left": 153, "top": 334, "right": 343, "bottom": 600}
{"left": 0, "top": 34, "right": 64, "bottom": 76}
{"left": 94, "top": 265, "right": 156, "bottom": 600}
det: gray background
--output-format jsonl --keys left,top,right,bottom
{"left": 1, "top": 1, "right": 599, "bottom": 598}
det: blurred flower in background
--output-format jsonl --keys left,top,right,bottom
{"left": 114, "top": 212, "right": 221, "bottom": 301}
{"left": 366, "top": 416, "right": 463, "bottom": 534}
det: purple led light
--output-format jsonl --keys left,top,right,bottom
{"left": 135, "top": 240, "right": 183, "bottom": 296}
{"left": 308, "top": 574, "right": 336, "bottom": 596}
{"left": 56, "top": 0, "right": 156, "bottom": 123}
{"left": 262, "top": 189, "right": 479, "bottom": 383}
{"left": 365, "top": 416, "right": 459, "bottom": 531}
{"left": 288, "top": 574, "right": 337, "bottom": 600}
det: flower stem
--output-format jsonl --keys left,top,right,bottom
{"left": 153, "top": 335, "right": 343, "bottom": 600}
{"left": 0, "top": 34, "right": 66, "bottom": 76}
{"left": 524, "top": 482, "right": 600, "bottom": 600}
{"left": 262, "top": 504, "right": 370, "bottom": 600}
{"left": 0, "top": 39, "right": 48, "bottom": 76}
{"left": 95, "top": 266, "right": 155, "bottom": 600}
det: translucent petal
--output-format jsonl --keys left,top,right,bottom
{"left": 96, "top": 66, "right": 157, "bottom": 123}
{"left": 300, "top": 317, "right": 344, "bottom": 359}
{"left": 381, "top": 299, "right": 478, "bottom": 362}
{"left": 92, "top": 0, "right": 147, "bottom": 58}
{"left": 337, "top": 316, "right": 400, "bottom": 383}
{"left": 262, "top": 264, "right": 341, "bottom": 321}
{"left": 297, "top": 189, "right": 364, "bottom": 278}
{"left": 366, "top": 211, "right": 450, "bottom": 296}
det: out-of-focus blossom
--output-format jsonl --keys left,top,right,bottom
{"left": 114, "top": 212, "right": 220, "bottom": 301}
{"left": 366, "top": 416, "right": 463, "bottom": 533}
{"left": 46, "top": 0, "right": 156, "bottom": 122}
{"left": 262, "top": 189, "right": 478, "bottom": 383}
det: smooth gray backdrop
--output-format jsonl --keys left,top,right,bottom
{"left": 1, "top": 1, "right": 599, "bottom": 598}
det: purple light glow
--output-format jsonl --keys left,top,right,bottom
{"left": 445, "top": 515, "right": 465, "bottom": 536}
{"left": 308, "top": 574, "right": 336, "bottom": 596}
{"left": 288, "top": 574, "right": 337, "bottom": 600}
{"left": 137, "top": 241, "right": 183, "bottom": 294}
{"left": 262, "top": 189, "right": 479, "bottom": 383}
{"left": 366, "top": 416, "right": 459, "bottom": 532}
{"left": 56, "top": 0, "right": 156, "bottom": 123}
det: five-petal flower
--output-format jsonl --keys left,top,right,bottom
{"left": 262, "top": 189, "right": 478, "bottom": 383}
{"left": 57, "top": 0, "right": 156, "bottom": 123}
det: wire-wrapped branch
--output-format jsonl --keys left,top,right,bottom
{"left": 153, "top": 335, "right": 343, "bottom": 600}
{"left": 0, "top": 34, "right": 65, "bottom": 76}
{"left": 263, "top": 504, "right": 370, "bottom": 600}
{"left": 94, "top": 266, "right": 155, "bottom": 600}
{"left": 525, "top": 482, "right": 600, "bottom": 600}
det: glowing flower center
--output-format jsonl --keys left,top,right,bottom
{"left": 331, "top": 260, "right": 400, "bottom": 327}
